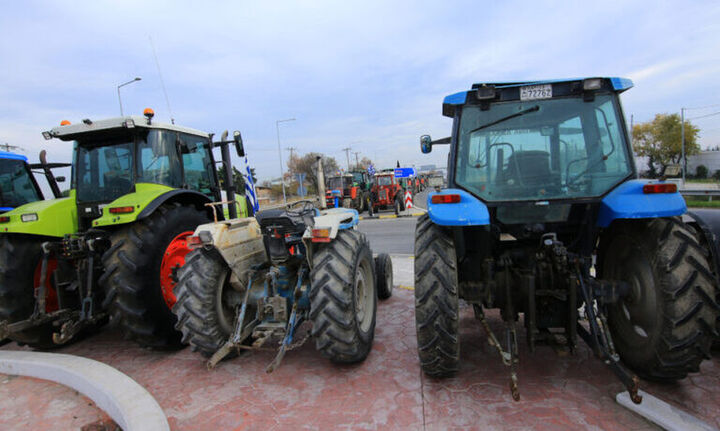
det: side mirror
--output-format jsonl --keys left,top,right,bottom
{"left": 233, "top": 130, "right": 245, "bottom": 157}
{"left": 56, "top": 176, "right": 66, "bottom": 183}
{"left": 420, "top": 135, "right": 432, "bottom": 154}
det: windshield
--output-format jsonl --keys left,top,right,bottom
{"left": 351, "top": 172, "right": 364, "bottom": 184}
{"left": 455, "top": 94, "right": 632, "bottom": 202}
{"left": 327, "top": 177, "right": 344, "bottom": 190}
{"left": 376, "top": 175, "right": 393, "bottom": 186}
{"left": 0, "top": 159, "right": 41, "bottom": 208}
{"left": 75, "top": 129, "right": 187, "bottom": 203}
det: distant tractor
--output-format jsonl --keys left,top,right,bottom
{"left": 415, "top": 77, "right": 719, "bottom": 403}
{"left": 325, "top": 172, "right": 371, "bottom": 213}
{"left": 370, "top": 172, "right": 405, "bottom": 215}
{"left": 0, "top": 110, "right": 249, "bottom": 349}
{"left": 172, "top": 202, "right": 393, "bottom": 370}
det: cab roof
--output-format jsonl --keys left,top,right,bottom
{"left": 442, "top": 77, "right": 633, "bottom": 117}
{"left": 0, "top": 151, "right": 28, "bottom": 162}
{"left": 45, "top": 116, "right": 209, "bottom": 141}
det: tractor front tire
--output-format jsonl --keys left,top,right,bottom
{"left": 375, "top": 253, "right": 393, "bottom": 300}
{"left": 0, "top": 235, "right": 57, "bottom": 349}
{"left": 394, "top": 197, "right": 401, "bottom": 215}
{"left": 172, "top": 248, "right": 237, "bottom": 358}
{"left": 101, "top": 202, "right": 209, "bottom": 349}
{"left": 310, "top": 229, "right": 377, "bottom": 363}
{"left": 414, "top": 214, "right": 460, "bottom": 377}
{"left": 601, "top": 218, "right": 719, "bottom": 381}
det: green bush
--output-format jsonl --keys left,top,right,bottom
{"left": 696, "top": 164, "right": 708, "bottom": 179}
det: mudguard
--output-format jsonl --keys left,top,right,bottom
{"left": 0, "top": 192, "right": 77, "bottom": 237}
{"left": 426, "top": 188, "right": 490, "bottom": 226}
{"left": 92, "top": 183, "right": 212, "bottom": 228}
{"left": 596, "top": 180, "right": 686, "bottom": 228}
{"left": 193, "top": 217, "right": 268, "bottom": 282}
{"left": 303, "top": 207, "right": 359, "bottom": 240}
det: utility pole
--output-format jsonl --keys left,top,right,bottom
{"left": 341, "top": 147, "right": 352, "bottom": 171}
{"left": 353, "top": 152, "right": 361, "bottom": 170}
{"left": 276, "top": 118, "right": 296, "bottom": 205}
{"left": 285, "top": 146, "right": 297, "bottom": 175}
{"left": 0, "top": 143, "right": 22, "bottom": 152}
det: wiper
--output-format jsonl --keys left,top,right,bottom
{"left": 469, "top": 105, "right": 540, "bottom": 134}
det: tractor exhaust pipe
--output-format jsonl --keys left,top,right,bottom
{"left": 316, "top": 156, "right": 327, "bottom": 209}
{"left": 219, "top": 131, "right": 238, "bottom": 219}
{"left": 31, "top": 150, "right": 71, "bottom": 199}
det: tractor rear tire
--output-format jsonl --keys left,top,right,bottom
{"left": 414, "top": 214, "right": 460, "bottom": 377}
{"left": 394, "top": 198, "right": 401, "bottom": 215}
{"left": 310, "top": 229, "right": 377, "bottom": 363}
{"left": 101, "top": 202, "right": 209, "bottom": 349}
{"left": 601, "top": 218, "right": 719, "bottom": 381}
{"left": 172, "top": 247, "right": 238, "bottom": 358}
{"left": 0, "top": 235, "right": 57, "bottom": 349}
{"left": 375, "top": 253, "right": 393, "bottom": 300}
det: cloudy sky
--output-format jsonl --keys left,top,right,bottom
{"left": 2, "top": 0, "right": 719, "bottom": 186}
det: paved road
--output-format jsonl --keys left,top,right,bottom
{"left": 357, "top": 188, "right": 429, "bottom": 256}
{"left": 358, "top": 216, "right": 417, "bottom": 255}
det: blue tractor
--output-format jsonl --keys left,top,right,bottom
{"left": 415, "top": 78, "right": 719, "bottom": 403}
{"left": 0, "top": 152, "right": 44, "bottom": 213}
{"left": 0, "top": 150, "right": 68, "bottom": 213}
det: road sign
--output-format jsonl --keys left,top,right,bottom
{"left": 394, "top": 167, "right": 416, "bottom": 178}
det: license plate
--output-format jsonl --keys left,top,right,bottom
{"left": 520, "top": 84, "right": 552, "bottom": 101}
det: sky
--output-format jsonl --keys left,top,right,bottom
{"left": 2, "top": 0, "right": 720, "bottom": 190}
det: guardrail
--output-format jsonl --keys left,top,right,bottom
{"left": 679, "top": 189, "right": 720, "bottom": 199}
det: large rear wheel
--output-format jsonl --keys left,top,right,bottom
{"left": 414, "top": 214, "right": 460, "bottom": 377}
{"left": 310, "top": 229, "right": 377, "bottom": 363}
{"left": 172, "top": 247, "right": 242, "bottom": 358}
{"left": 601, "top": 218, "right": 719, "bottom": 381}
{"left": 0, "top": 235, "right": 60, "bottom": 349}
{"left": 101, "top": 202, "right": 209, "bottom": 348}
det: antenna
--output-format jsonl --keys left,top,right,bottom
{"left": 149, "top": 36, "right": 175, "bottom": 124}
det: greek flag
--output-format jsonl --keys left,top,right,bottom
{"left": 367, "top": 163, "right": 376, "bottom": 176}
{"left": 243, "top": 156, "right": 259, "bottom": 213}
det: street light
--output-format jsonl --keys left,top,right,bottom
{"left": 276, "top": 118, "right": 296, "bottom": 205}
{"left": 117, "top": 77, "right": 142, "bottom": 116}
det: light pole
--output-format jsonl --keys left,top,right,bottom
{"left": 681, "top": 107, "right": 686, "bottom": 184}
{"left": 117, "top": 77, "right": 142, "bottom": 116}
{"left": 276, "top": 118, "right": 296, "bottom": 205}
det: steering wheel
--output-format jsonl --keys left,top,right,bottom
{"left": 286, "top": 199, "right": 315, "bottom": 215}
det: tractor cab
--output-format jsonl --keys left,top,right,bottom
{"left": 0, "top": 152, "right": 43, "bottom": 213}
{"left": 349, "top": 170, "right": 370, "bottom": 191}
{"left": 44, "top": 113, "right": 222, "bottom": 230}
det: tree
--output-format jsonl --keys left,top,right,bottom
{"left": 632, "top": 113, "right": 700, "bottom": 177}
{"left": 356, "top": 157, "right": 373, "bottom": 171}
{"left": 696, "top": 165, "right": 708, "bottom": 179}
{"left": 217, "top": 164, "right": 257, "bottom": 193}
{"left": 287, "top": 152, "right": 339, "bottom": 191}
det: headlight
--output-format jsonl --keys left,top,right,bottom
{"left": 21, "top": 213, "right": 38, "bottom": 222}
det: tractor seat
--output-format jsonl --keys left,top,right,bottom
{"left": 256, "top": 208, "right": 313, "bottom": 236}
{"left": 506, "top": 151, "right": 556, "bottom": 186}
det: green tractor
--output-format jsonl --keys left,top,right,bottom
{"left": 0, "top": 110, "right": 249, "bottom": 349}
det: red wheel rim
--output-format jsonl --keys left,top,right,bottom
{"left": 159, "top": 231, "right": 194, "bottom": 309}
{"left": 33, "top": 257, "right": 59, "bottom": 313}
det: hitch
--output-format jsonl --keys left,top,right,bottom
{"left": 575, "top": 264, "right": 642, "bottom": 404}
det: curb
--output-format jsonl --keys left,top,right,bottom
{"left": 616, "top": 390, "right": 716, "bottom": 431}
{"left": 0, "top": 350, "right": 169, "bottom": 431}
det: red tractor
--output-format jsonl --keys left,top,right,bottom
{"left": 325, "top": 173, "right": 371, "bottom": 212}
{"left": 370, "top": 172, "right": 405, "bottom": 215}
